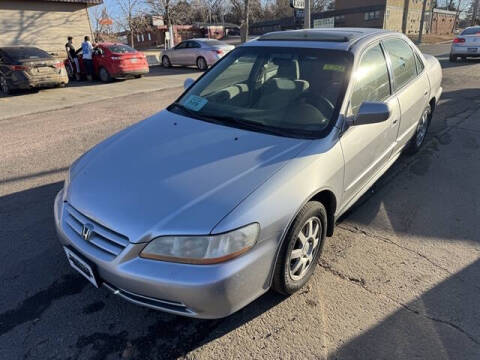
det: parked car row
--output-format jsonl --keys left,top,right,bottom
{"left": 0, "top": 43, "right": 149, "bottom": 95}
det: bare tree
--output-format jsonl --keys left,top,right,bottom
{"left": 113, "top": 0, "right": 147, "bottom": 46}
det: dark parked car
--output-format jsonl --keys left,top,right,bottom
{"left": 0, "top": 46, "right": 69, "bottom": 95}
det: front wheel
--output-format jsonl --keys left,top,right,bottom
{"left": 196, "top": 57, "right": 208, "bottom": 71}
{"left": 272, "top": 201, "right": 327, "bottom": 295}
{"left": 162, "top": 56, "right": 171, "bottom": 67}
{"left": 405, "top": 105, "right": 431, "bottom": 155}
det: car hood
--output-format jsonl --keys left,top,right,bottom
{"left": 66, "top": 110, "right": 309, "bottom": 243}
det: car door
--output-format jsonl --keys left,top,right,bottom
{"left": 170, "top": 41, "right": 188, "bottom": 64}
{"left": 340, "top": 43, "right": 401, "bottom": 205}
{"left": 187, "top": 41, "right": 201, "bottom": 66}
{"left": 382, "top": 38, "right": 429, "bottom": 154}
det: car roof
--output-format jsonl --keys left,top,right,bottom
{"left": 244, "top": 28, "right": 394, "bottom": 51}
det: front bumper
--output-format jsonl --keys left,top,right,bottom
{"left": 54, "top": 189, "right": 276, "bottom": 319}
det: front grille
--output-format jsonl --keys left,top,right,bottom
{"left": 64, "top": 204, "right": 129, "bottom": 258}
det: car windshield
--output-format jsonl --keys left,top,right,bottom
{"left": 170, "top": 46, "right": 352, "bottom": 138}
{"left": 3, "top": 47, "right": 51, "bottom": 61}
{"left": 108, "top": 44, "right": 136, "bottom": 53}
{"left": 461, "top": 27, "right": 480, "bottom": 35}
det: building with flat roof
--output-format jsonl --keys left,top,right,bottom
{"left": 0, "top": 0, "right": 102, "bottom": 56}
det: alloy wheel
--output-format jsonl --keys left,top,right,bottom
{"left": 288, "top": 217, "right": 321, "bottom": 281}
{"left": 415, "top": 108, "right": 430, "bottom": 147}
{"left": 197, "top": 57, "right": 207, "bottom": 70}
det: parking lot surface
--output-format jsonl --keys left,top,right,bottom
{"left": 1, "top": 44, "right": 480, "bottom": 359}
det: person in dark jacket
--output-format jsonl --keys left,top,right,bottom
{"left": 65, "top": 36, "right": 80, "bottom": 80}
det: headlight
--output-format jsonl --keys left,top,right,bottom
{"left": 140, "top": 223, "right": 259, "bottom": 264}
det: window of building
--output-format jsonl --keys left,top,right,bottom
{"left": 382, "top": 38, "right": 418, "bottom": 91}
{"left": 136, "top": 34, "right": 140, "bottom": 42}
{"left": 350, "top": 44, "right": 391, "bottom": 115}
{"left": 141, "top": 34, "right": 145, "bottom": 42}
{"left": 335, "top": 15, "right": 345, "bottom": 23}
{"left": 364, "top": 10, "right": 381, "bottom": 21}
{"left": 148, "top": 33, "right": 152, "bottom": 41}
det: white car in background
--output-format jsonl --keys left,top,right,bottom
{"left": 450, "top": 26, "right": 480, "bottom": 62}
{"left": 161, "top": 39, "right": 234, "bottom": 70}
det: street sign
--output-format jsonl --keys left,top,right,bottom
{"left": 290, "top": 0, "right": 305, "bottom": 9}
{"left": 313, "top": 17, "right": 335, "bottom": 28}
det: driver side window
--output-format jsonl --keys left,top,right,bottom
{"left": 351, "top": 44, "right": 391, "bottom": 115}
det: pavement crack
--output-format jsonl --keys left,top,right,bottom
{"left": 318, "top": 260, "right": 480, "bottom": 346}
{"left": 338, "top": 224, "right": 480, "bottom": 293}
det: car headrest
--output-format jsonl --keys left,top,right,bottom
{"left": 272, "top": 58, "right": 299, "bottom": 80}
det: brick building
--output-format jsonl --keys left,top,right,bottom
{"left": 0, "top": 0, "right": 101, "bottom": 56}
{"left": 332, "top": 0, "right": 433, "bottom": 34}
{"left": 430, "top": 8, "right": 457, "bottom": 35}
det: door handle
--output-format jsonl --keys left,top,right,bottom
{"left": 424, "top": 90, "right": 429, "bottom": 96}
{"left": 392, "top": 118, "right": 398, "bottom": 124}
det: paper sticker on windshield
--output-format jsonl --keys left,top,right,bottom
{"left": 323, "top": 64, "right": 346, "bottom": 72}
{"left": 184, "top": 95, "right": 207, "bottom": 111}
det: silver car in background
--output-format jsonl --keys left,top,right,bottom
{"left": 450, "top": 26, "right": 480, "bottom": 61}
{"left": 55, "top": 28, "right": 442, "bottom": 319}
{"left": 161, "top": 38, "right": 235, "bottom": 70}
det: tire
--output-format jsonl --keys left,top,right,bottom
{"left": 449, "top": 54, "right": 457, "bottom": 62}
{"left": 0, "top": 75, "right": 10, "bottom": 95}
{"left": 405, "top": 104, "right": 431, "bottom": 155}
{"left": 272, "top": 201, "right": 327, "bottom": 295}
{"left": 99, "top": 67, "right": 112, "bottom": 82}
{"left": 134, "top": 74, "right": 143, "bottom": 79}
{"left": 162, "top": 56, "right": 171, "bottom": 67}
{"left": 196, "top": 57, "right": 208, "bottom": 71}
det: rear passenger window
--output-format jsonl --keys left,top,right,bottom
{"left": 382, "top": 38, "right": 418, "bottom": 91}
{"left": 350, "top": 44, "right": 391, "bottom": 115}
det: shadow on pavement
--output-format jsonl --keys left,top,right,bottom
{"left": 0, "top": 181, "right": 285, "bottom": 359}
{"left": 334, "top": 259, "right": 480, "bottom": 359}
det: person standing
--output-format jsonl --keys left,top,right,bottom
{"left": 65, "top": 36, "right": 80, "bottom": 81}
{"left": 81, "top": 36, "right": 94, "bottom": 81}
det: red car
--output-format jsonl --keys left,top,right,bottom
{"left": 66, "top": 43, "right": 149, "bottom": 82}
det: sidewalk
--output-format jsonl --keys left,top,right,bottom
{"left": 0, "top": 67, "right": 199, "bottom": 121}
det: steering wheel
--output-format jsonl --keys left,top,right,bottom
{"left": 309, "top": 94, "right": 335, "bottom": 120}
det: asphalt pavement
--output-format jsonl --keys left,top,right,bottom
{"left": 1, "top": 43, "right": 480, "bottom": 360}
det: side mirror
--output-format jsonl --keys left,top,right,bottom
{"left": 353, "top": 102, "right": 391, "bottom": 126}
{"left": 184, "top": 77, "right": 195, "bottom": 89}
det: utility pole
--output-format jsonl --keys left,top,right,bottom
{"left": 304, "top": 0, "right": 311, "bottom": 29}
{"left": 418, "top": 0, "right": 428, "bottom": 43}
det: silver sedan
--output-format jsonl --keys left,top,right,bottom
{"left": 55, "top": 28, "right": 442, "bottom": 319}
{"left": 161, "top": 39, "right": 234, "bottom": 70}
{"left": 450, "top": 26, "right": 480, "bottom": 61}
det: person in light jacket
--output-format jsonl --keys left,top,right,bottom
{"left": 81, "top": 36, "right": 95, "bottom": 81}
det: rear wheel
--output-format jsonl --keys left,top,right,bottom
{"left": 134, "top": 74, "right": 143, "bottom": 79}
{"left": 99, "top": 67, "right": 112, "bottom": 82}
{"left": 196, "top": 57, "right": 207, "bottom": 71}
{"left": 449, "top": 54, "right": 457, "bottom": 62}
{"left": 0, "top": 75, "right": 10, "bottom": 95}
{"left": 405, "top": 104, "right": 431, "bottom": 155}
{"left": 162, "top": 56, "right": 171, "bottom": 67}
{"left": 272, "top": 201, "right": 327, "bottom": 295}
